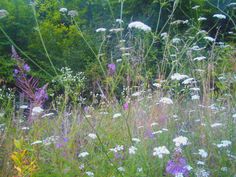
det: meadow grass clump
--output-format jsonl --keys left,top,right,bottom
{"left": 0, "top": 0, "right": 236, "bottom": 176}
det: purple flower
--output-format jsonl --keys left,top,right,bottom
{"left": 123, "top": 102, "right": 129, "bottom": 110}
{"left": 108, "top": 63, "right": 116, "bottom": 75}
{"left": 35, "top": 84, "right": 48, "bottom": 103}
{"left": 144, "top": 129, "right": 154, "bottom": 139}
{"left": 13, "top": 69, "right": 19, "bottom": 76}
{"left": 166, "top": 156, "right": 190, "bottom": 176}
{"left": 23, "top": 64, "right": 30, "bottom": 72}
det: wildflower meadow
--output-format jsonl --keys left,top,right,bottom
{"left": 0, "top": 0, "right": 236, "bottom": 176}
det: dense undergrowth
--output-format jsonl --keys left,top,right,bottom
{"left": 0, "top": 0, "right": 236, "bottom": 176}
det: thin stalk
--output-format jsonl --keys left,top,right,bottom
{"left": 31, "top": 5, "right": 58, "bottom": 76}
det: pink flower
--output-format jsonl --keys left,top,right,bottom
{"left": 123, "top": 102, "right": 129, "bottom": 110}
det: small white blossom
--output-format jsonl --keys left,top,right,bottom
{"left": 96, "top": 28, "right": 106, "bottom": 33}
{"left": 59, "top": 8, "right": 67, "bottom": 13}
{"left": 116, "top": 19, "right": 123, "bottom": 23}
{"left": 198, "top": 149, "right": 208, "bottom": 158}
{"left": 198, "top": 17, "right": 207, "bottom": 21}
{"left": 68, "top": 10, "right": 78, "bottom": 17}
{"left": 182, "top": 78, "right": 195, "bottom": 85}
{"left": 85, "top": 171, "right": 94, "bottom": 177}
{"left": 161, "top": 32, "right": 168, "bottom": 39}
{"left": 20, "top": 105, "right": 28, "bottom": 109}
{"left": 129, "top": 146, "right": 137, "bottom": 155}
{"left": 132, "top": 138, "right": 141, "bottom": 143}
{"left": 153, "top": 146, "right": 170, "bottom": 158}
{"left": 78, "top": 151, "right": 89, "bottom": 158}
{"left": 221, "top": 167, "right": 228, "bottom": 172}
{"left": 193, "top": 56, "right": 206, "bottom": 61}
{"left": 204, "top": 36, "right": 215, "bottom": 42}
{"left": 137, "top": 167, "right": 143, "bottom": 172}
{"left": 171, "top": 73, "right": 189, "bottom": 81}
{"left": 109, "top": 28, "right": 123, "bottom": 32}
{"left": 118, "top": 167, "right": 125, "bottom": 172}
{"left": 216, "top": 140, "right": 232, "bottom": 148}
{"left": 110, "top": 145, "right": 124, "bottom": 153}
{"left": 128, "top": 21, "right": 151, "bottom": 32}
{"left": 213, "top": 14, "right": 226, "bottom": 19}
{"left": 173, "top": 136, "right": 188, "bottom": 147}
{"left": 172, "top": 38, "right": 181, "bottom": 44}
{"left": 197, "top": 161, "right": 205, "bottom": 165}
{"left": 113, "top": 113, "right": 122, "bottom": 119}
{"left": 32, "top": 107, "right": 44, "bottom": 116}
{"left": 88, "top": 133, "right": 97, "bottom": 139}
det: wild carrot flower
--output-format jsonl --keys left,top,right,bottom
{"left": 153, "top": 146, "right": 170, "bottom": 158}
{"left": 173, "top": 136, "right": 189, "bottom": 147}
{"left": 128, "top": 21, "right": 151, "bottom": 32}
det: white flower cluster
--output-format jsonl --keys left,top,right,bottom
{"left": 171, "top": 73, "right": 189, "bottom": 81}
{"left": 0, "top": 9, "right": 8, "bottom": 19}
{"left": 159, "top": 97, "right": 173, "bottom": 105}
{"left": 213, "top": 14, "right": 226, "bottom": 19}
{"left": 128, "top": 21, "right": 151, "bottom": 32}
{"left": 153, "top": 146, "right": 170, "bottom": 158}
{"left": 173, "top": 136, "right": 189, "bottom": 147}
{"left": 110, "top": 145, "right": 124, "bottom": 153}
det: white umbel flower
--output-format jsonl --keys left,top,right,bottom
{"left": 113, "top": 113, "right": 122, "bottom": 119}
{"left": 153, "top": 146, "right": 170, "bottom": 158}
{"left": 78, "top": 151, "right": 89, "bottom": 158}
{"left": 129, "top": 146, "right": 137, "bottom": 155}
{"left": 193, "top": 56, "right": 206, "bottom": 61}
{"left": 173, "top": 136, "right": 189, "bottom": 147}
{"left": 32, "top": 107, "right": 44, "bottom": 116}
{"left": 88, "top": 133, "right": 97, "bottom": 139}
{"left": 0, "top": 9, "right": 8, "bottom": 19}
{"left": 96, "top": 28, "right": 106, "bottom": 32}
{"left": 198, "top": 149, "right": 208, "bottom": 158}
{"left": 128, "top": 21, "right": 151, "bottom": 32}
{"left": 59, "top": 8, "right": 68, "bottom": 13}
{"left": 171, "top": 73, "right": 189, "bottom": 80}
{"left": 216, "top": 140, "right": 232, "bottom": 148}
{"left": 213, "top": 14, "right": 226, "bottom": 19}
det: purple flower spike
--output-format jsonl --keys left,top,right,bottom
{"left": 108, "top": 63, "right": 116, "bottom": 75}
{"left": 13, "top": 69, "right": 19, "bottom": 76}
{"left": 166, "top": 153, "right": 190, "bottom": 176}
{"left": 35, "top": 84, "right": 49, "bottom": 104}
{"left": 23, "top": 64, "right": 30, "bottom": 72}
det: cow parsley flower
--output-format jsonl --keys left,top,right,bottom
{"left": 88, "top": 133, "right": 97, "bottom": 139}
{"left": 113, "top": 113, "right": 122, "bottom": 119}
{"left": 153, "top": 146, "right": 170, "bottom": 158}
{"left": 173, "top": 136, "right": 188, "bottom": 147}
{"left": 68, "top": 10, "right": 78, "bottom": 17}
{"left": 129, "top": 146, "right": 137, "bottom": 155}
{"left": 171, "top": 73, "right": 189, "bottom": 81}
{"left": 159, "top": 97, "right": 173, "bottom": 105}
{"left": 128, "top": 21, "right": 151, "bottom": 32}
{"left": 78, "top": 151, "right": 89, "bottom": 158}
{"left": 32, "top": 107, "right": 44, "bottom": 116}
{"left": 213, "top": 14, "right": 226, "bottom": 19}
{"left": 198, "top": 17, "right": 207, "bottom": 21}
{"left": 204, "top": 36, "right": 215, "bottom": 42}
{"left": 85, "top": 171, "right": 94, "bottom": 177}
{"left": 198, "top": 149, "right": 208, "bottom": 158}
{"left": 96, "top": 28, "right": 106, "bottom": 33}
{"left": 59, "top": 8, "right": 68, "bottom": 13}
{"left": 193, "top": 56, "right": 206, "bottom": 61}
{"left": 216, "top": 140, "right": 232, "bottom": 148}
